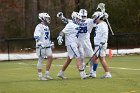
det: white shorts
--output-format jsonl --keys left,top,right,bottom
{"left": 66, "top": 43, "right": 80, "bottom": 59}
{"left": 79, "top": 38, "right": 94, "bottom": 57}
{"left": 94, "top": 43, "right": 107, "bottom": 57}
{"left": 36, "top": 47, "right": 52, "bottom": 58}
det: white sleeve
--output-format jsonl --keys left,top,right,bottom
{"left": 100, "top": 26, "right": 108, "bottom": 43}
{"left": 62, "top": 23, "right": 71, "bottom": 33}
{"left": 88, "top": 18, "right": 96, "bottom": 27}
{"left": 34, "top": 25, "right": 41, "bottom": 41}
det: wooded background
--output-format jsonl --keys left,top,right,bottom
{"left": 0, "top": 0, "right": 140, "bottom": 52}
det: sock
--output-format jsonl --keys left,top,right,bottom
{"left": 45, "top": 70, "right": 49, "bottom": 75}
{"left": 60, "top": 70, "right": 64, "bottom": 74}
{"left": 93, "top": 63, "right": 98, "bottom": 71}
{"left": 89, "top": 61, "right": 93, "bottom": 73}
{"left": 106, "top": 72, "right": 110, "bottom": 75}
{"left": 38, "top": 72, "right": 42, "bottom": 77}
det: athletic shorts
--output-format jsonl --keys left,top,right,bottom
{"left": 66, "top": 43, "right": 80, "bottom": 59}
{"left": 36, "top": 47, "right": 52, "bottom": 58}
{"left": 94, "top": 43, "right": 107, "bottom": 57}
{"left": 79, "top": 39, "right": 94, "bottom": 57}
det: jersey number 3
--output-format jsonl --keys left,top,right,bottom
{"left": 45, "top": 31, "right": 49, "bottom": 39}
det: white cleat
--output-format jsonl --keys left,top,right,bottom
{"left": 80, "top": 71, "right": 90, "bottom": 79}
{"left": 57, "top": 72, "right": 67, "bottom": 79}
{"left": 81, "top": 74, "right": 90, "bottom": 79}
{"left": 38, "top": 77, "right": 48, "bottom": 81}
{"left": 90, "top": 72, "right": 96, "bottom": 78}
{"left": 44, "top": 74, "right": 53, "bottom": 80}
{"left": 101, "top": 74, "right": 112, "bottom": 79}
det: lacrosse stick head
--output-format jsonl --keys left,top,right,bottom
{"left": 57, "top": 12, "right": 63, "bottom": 18}
{"left": 96, "top": 3, "right": 105, "bottom": 13}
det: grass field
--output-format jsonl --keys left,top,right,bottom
{"left": 0, "top": 55, "right": 140, "bottom": 93}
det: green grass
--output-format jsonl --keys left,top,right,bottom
{"left": 0, "top": 55, "right": 140, "bottom": 93}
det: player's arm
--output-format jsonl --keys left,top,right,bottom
{"left": 57, "top": 12, "right": 69, "bottom": 24}
{"left": 34, "top": 26, "right": 44, "bottom": 48}
{"left": 99, "top": 26, "right": 108, "bottom": 46}
{"left": 34, "top": 26, "right": 41, "bottom": 42}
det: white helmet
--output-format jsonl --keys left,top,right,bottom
{"left": 92, "top": 11, "right": 109, "bottom": 19}
{"left": 79, "top": 9, "right": 87, "bottom": 17}
{"left": 71, "top": 11, "right": 82, "bottom": 20}
{"left": 38, "top": 13, "right": 50, "bottom": 23}
{"left": 92, "top": 11, "right": 106, "bottom": 23}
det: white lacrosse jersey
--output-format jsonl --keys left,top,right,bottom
{"left": 34, "top": 23, "right": 51, "bottom": 47}
{"left": 62, "top": 21, "right": 79, "bottom": 46}
{"left": 94, "top": 21, "right": 108, "bottom": 45}
{"left": 78, "top": 18, "right": 96, "bottom": 40}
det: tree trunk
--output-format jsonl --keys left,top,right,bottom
{"left": 25, "top": 0, "right": 38, "bottom": 37}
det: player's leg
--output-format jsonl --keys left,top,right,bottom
{"left": 90, "top": 54, "right": 98, "bottom": 78}
{"left": 70, "top": 44, "right": 89, "bottom": 79}
{"left": 84, "top": 39, "right": 95, "bottom": 75}
{"left": 99, "top": 47, "right": 111, "bottom": 78}
{"left": 44, "top": 48, "right": 53, "bottom": 80}
{"left": 36, "top": 48, "right": 47, "bottom": 80}
{"left": 99, "top": 56, "right": 111, "bottom": 78}
{"left": 61, "top": 56, "right": 72, "bottom": 71}
{"left": 57, "top": 46, "right": 73, "bottom": 79}
{"left": 75, "top": 57, "right": 89, "bottom": 79}
{"left": 90, "top": 46, "right": 104, "bottom": 78}
{"left": 78, "top": 44, "right": 85, "bottom": 69}
{"left": 57, "top": 57, "right": 72, "bottom": 79}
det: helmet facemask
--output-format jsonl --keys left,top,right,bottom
{"left": 79, "top": 9, "right": 87, "bottom": 20}
{"left": 71, "top": 11, "right": 82, "bottom": 24}
{"left": 38, "top": 13, "right": 51, "bottom": 24}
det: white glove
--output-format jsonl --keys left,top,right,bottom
{"left": 57, "top": 12, "right": 64, "bottom": 18}
{"left": 50, "top": 41, "right": 54, "bottom": 48}
{"left": 57, "top": 35, "right": 63, "bottom": 45}
{"left": 99, "top": 42, "right": 105, "bottom": 47}
{"left": 104, "top": 12, "right": 109, "bottom": 19}
{"left": 37, "top": 42, "right": 45, "bottom": 48}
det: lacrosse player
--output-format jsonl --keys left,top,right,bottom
{"left": 57, "top": 11, "right": 89, "bottom": 79}
{"left": 90, "top": 11, "right": 112, "bottom": 78}
{"left": 57, "top": 9, "right": 96, "bottom": 76}
{"left": 34, "top": 13, "right": 54, "bottom": 80}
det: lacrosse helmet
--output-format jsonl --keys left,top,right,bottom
{"left": 71, "top": 11, "right": 82, "bottom": 24}
{"left": 79, "top": 9, "right": 87, "bottom": 17}
{"left": 92, "top": 11, "right": 105, "bottom": 23}
{"left": 38, "top": 13, "right": 50, "bottom": 23}
{"left": 71, "top": 11, "right": 82, "bottom": 20}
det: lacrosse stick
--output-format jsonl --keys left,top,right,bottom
{"left": 97, "top": 3, "right": 114, "bottom": 35}
{"left": 57, "top": 12, "right": 68, "bottom": 24}
{"left": 84, "top": 45, "right": 102, "bottom": 68}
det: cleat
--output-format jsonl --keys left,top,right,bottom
{"left": 57, "top": 72, "right": 67, "bottom": 79}
{"left": 90, "top": 72, "right": 96, "bottom": 78}
{"left": 38, "top": 77, "right": 48, "bottom": 80}
{"left": 44, "top": 74, "right": 53, "bottom": 80}
{"left": 80, "top": 71, "right": 90, "bottom": 79}
{"left": 101, "top": 74, "right": 112, "bottom": 79}
{"left": 81, "top": 74, "right": 90, "bottom": 79}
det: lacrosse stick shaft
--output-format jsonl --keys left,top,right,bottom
{"left": 97, "top": 3, "right": 114, "bottom": 35}
{"left": 85, "top": 46, "right": 101, "bottom": 68}
{"left": 106, "top": 18, "right": 114, "bottom": 35}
